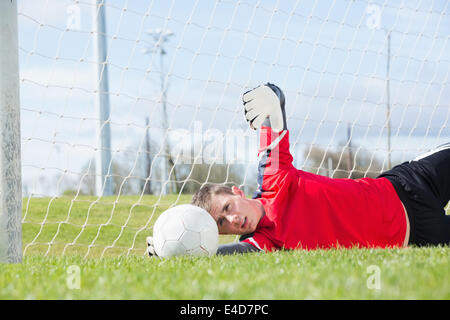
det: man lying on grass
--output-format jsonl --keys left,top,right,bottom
{"left": 191, "top": 83, "right": 450, "bottom": 255}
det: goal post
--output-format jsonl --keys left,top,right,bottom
{"left": 0, "top": 0, "right": 22, "bottom": 263}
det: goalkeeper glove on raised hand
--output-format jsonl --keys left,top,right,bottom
{"left": 242, "top": 83, "right": 287, "bottom": 133}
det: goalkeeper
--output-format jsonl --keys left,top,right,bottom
{"left": 191, "top": 83, "right": 450, "bottom": 255}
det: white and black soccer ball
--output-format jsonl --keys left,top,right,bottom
{"left": 151, "top": 204, "right": 219, "bottom": 258}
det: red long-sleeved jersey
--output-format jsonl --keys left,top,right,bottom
{"left": 241, "top": 127, "right": 407, "bottom": 251}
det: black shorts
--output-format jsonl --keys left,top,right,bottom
{"left": 378, "top": 143, "right": 450, "bottom": 246}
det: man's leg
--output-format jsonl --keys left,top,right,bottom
{"left": 411, "top": 143, "right": 450, "bottom": 208}
{"left": 441, "top": 215, "right": 450, "bottom": 245}
{"left": 409, "top": 143, "right": 450, "bottom": 245}
{"left": 379, "top": 143, "right": 450, "bottom": 246}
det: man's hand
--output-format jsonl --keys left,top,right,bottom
{"left": 216, "top": 242, "right": 262, "bottom": 255}
{"left": 146, "top": 236, "right": 158, "bottom": 257}
{"left": 242, "top": 83, "right": 287, "bottom": 133}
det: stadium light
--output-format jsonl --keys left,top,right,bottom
{"left": 142, "top": 28, "right": 175, "bottom": 195}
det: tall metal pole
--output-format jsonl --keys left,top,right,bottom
{"left": 93, "top": 0, "right": 113, "bottom": 196}
{"left": 347, "top": 123, "right": 353, "bottom": 176}
{"left": 386, "top": 32, "right": 392, "bottom": 169}
{"left": 0, "top": 0, "right": 22, "bottom": 263}
{"left": 159, "top": 44, "right": 168, "bottom": 195}
{"left": 144, "top": 117, "right": 152, "bottom": 194}
{"left": 144, "top": 29, "right": 174, "bottom": 195}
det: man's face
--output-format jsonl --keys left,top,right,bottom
{"left": 209, "top": 186, "right": 265, "bottom": 235}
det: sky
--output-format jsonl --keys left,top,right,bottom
{"left": 15, "top": 0, "right": 450, "bottom": 196}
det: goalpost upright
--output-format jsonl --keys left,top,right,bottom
{"left": 0, "top": 0, "right": 22, "bottom": 263}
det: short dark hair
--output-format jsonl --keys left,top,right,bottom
{"left": 191, "top": 184, "right": 234, "bottom": 213}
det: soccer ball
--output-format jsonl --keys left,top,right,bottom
{"left": 152, "top": 204, "right": 219, "bottom": 258}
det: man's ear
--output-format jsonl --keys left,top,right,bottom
{"left": 231, "top": 185, "right": 244, "bottom": 197}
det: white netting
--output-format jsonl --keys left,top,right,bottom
{"left": 17, "top": 0, "right": 449, "bottom": 257}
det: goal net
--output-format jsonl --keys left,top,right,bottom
{"left": 14, "top": 0, "right": 449, "bottom": 257}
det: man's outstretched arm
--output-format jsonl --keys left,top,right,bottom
{"left": 214, "top": 83, "right": 293, "bottom": 255}
{"left": 147, "top": 237, "right": 261, "bottom": 257}
{"left": 216, "top": 242, "right": 261, "bottom": 255}
{"left": 243, "top": 84, "right": 294, "bottom": 195}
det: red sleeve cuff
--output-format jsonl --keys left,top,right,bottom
{"left": 242, "top": 232, "right": 277, "bottom": 252}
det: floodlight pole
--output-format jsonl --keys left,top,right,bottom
{"left": 0, "top": 0, "right": 22, "bottom": 263}
{"left": 93, "top": 0, "right": 113, "bottom": 196}
{"left": 143, "top": 29, "right": 174, "bottom": 195}
{"left": 144, "top": 117, "right": 152, "bottom": 194}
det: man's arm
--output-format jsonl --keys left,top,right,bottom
{"left": 148, "top": 237, "right": 261, "bottom": 257}
{"left": 216, "top": 242, "right": 261, "bottom": 255}
{"left": 243, "top": 84, "right": 293, "bottom": 169}
{"left": 243, "top": 84, "right": 294, "bottom": 199}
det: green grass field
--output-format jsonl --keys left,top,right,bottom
{"left": 1, "top": 195, "right": 449, "bottom": 299}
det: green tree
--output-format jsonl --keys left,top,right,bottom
{"left": 303, "top": 142, "right": 384, "bottom": 179}
{"left": 174, "top": 162, "right": 256, "bottom": 195}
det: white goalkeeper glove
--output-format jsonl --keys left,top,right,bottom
{"left": 242, "top": 83, "right": 287, "bottom": 133}
{"left": 146, "top": 236, "right": 158, "bottom": 257}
